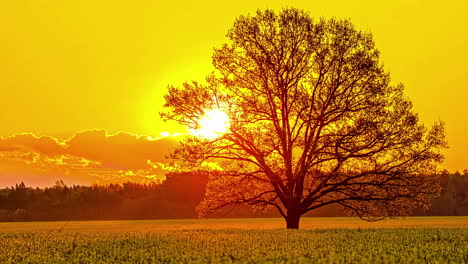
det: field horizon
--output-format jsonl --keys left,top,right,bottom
{"left": 1, "top": 216, "right": 467, "bottom": 232}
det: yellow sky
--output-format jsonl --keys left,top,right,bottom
{"left": 1, "top": 0, "right": 467, "bottom": 180}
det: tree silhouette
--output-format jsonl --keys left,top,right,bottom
{"left": 161, "top": 8, "right": 447, "bottom": 229}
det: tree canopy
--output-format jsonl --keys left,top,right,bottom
{"left": 161, "top": 8, "right": 447, "bottom": 229}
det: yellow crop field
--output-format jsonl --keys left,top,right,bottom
{"left": 0, "top": 217, "right": 467, "bottom": 263}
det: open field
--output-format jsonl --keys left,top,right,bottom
{"left": 1, "top": 217, "right": 467, "bottom": 263}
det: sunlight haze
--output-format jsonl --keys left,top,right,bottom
{"left": 1, "top": 0, "right": 467, "bottom": 186}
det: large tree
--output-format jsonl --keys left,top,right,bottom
{"left": 161, "top": 8, "right": 447, "bottom": 229}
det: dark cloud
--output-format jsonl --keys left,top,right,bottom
{"left": 65, "top": 130, "right": 177, "bottom": 170}
{"left": 0, "top": 130, "right": 180, "bottom": 186}
{"left": 0, "top": 133, "right": 64, "bottom": 154}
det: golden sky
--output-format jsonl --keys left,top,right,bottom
{"left": 0, "top": 0, "right": 467, "bottom": 186}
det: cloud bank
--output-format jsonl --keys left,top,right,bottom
{"left": 0, "top": 130, "right": 179, "bottom": 187}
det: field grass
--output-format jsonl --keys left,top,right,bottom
{"left": 0, "top": 217, "right": 467, "bottom": 263}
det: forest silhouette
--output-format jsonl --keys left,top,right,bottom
{"left": 0, "top": 171, "right": 466, "bottom": 222}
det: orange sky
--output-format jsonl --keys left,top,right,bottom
{"left": 1, "top": 0, "right": 467, "bottom": 186}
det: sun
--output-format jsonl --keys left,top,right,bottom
{"left": 190, "top": 109, "right": 230, "bottom": 139}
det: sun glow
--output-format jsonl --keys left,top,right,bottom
{"left": 190, "top": 109, "right": 230, "bottom": 139}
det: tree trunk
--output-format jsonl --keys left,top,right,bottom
{"left": 285, "top": 209, "right": 301, "bottom": 229}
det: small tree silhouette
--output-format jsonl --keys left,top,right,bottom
{"left": 161, "top": 8, "right": 447, "bottom": 229}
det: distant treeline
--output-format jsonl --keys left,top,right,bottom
{"left": 0, "top": 171, "right": 467, "bottom": 221}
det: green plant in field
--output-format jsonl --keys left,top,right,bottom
{"left": 0, "top": 228, "right": 466, "bottom": 263}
